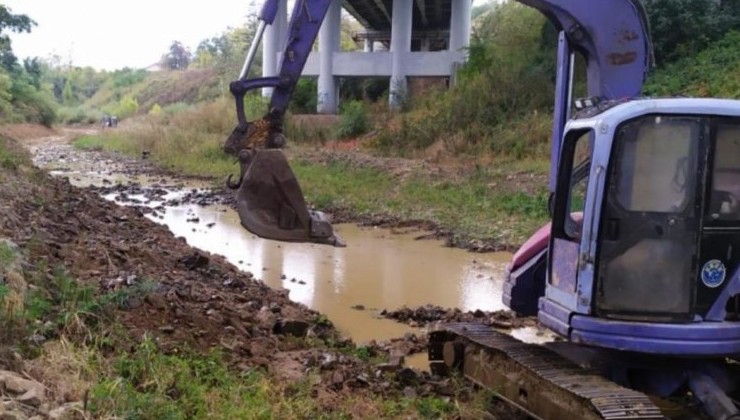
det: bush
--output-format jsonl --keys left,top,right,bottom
{"left": 57, "top": 106, "right": 104, "bottom": 125}
{"left": 337, "top": 101, "right": 369, "bottom": 138}
{"left": 290, "top": 78, "right": 317, "bottom": 114}
{"left": 645, "top": 31, "right": 740, "bottom": 98}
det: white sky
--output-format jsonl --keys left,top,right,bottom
{"left": 3, "top": 0, "right": 492, "bottom": 71}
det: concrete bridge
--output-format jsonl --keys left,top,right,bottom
{"left": 262, "top": 0, "right": 473, "bottom": 113}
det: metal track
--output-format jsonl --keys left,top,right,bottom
{"left": 429, "top": 323, "right": 665, "bottom": 419}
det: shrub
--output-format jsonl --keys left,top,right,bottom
{"left": 337, "top": 101, "right": 369, "bottom": 138}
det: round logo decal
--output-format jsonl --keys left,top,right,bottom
{"left": 701, "top": 259, "right": 727, "bottom": 288}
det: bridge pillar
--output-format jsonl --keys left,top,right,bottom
{"left": 450, "top": 0, "right": 472, "bottom": 56}
{"left": 318, "top": 0, "right": 341, "bottom": 114}
{"left": 364, "top": 38, "right": 374, "bottom": 53}
{"left": 262, "top": 0, "right": 287, "bottom": 97}
{"left": 390, "top": 0, "right": 413, "bottom": 110}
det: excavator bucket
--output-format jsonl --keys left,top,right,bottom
{"left": 231, "top": 149, "right": 345, "bottom": 247}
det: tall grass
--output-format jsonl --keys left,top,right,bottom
{"left": 76, "top": 96, "right": 267, "bottom": 178}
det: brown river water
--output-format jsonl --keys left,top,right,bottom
{"left": 34, "top": 145, "right": 551, "bottom": 350}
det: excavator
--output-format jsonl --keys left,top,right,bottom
{"left": 223, "top": 0, "right": 740, "bottom": 418}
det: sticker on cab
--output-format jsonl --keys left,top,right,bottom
{"left": 701, "top": 259, "right": 727, "bottom": 288}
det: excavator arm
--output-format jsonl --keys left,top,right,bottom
{"left": 223, "top": 0, "right": 651, "bottom": 249}
{"left": 223, "top": 0, "right": 344, "bottom": 247}
{"left": 519, "top": 0, "right": 653, "bottom": 190}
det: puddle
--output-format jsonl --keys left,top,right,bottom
{"left": 34, "top": 144, "right": 554, "bottom": 347}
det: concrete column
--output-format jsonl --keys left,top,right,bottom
{"left": 262, "top": 0, "right": 288, "bottom": 96}
{"left": 449, "top": 0, "right": 472, "bottom": 56}
{"left": 390, "top": 0, "right": 413, "bottom": 110}
{"left": 317, "top": 0, "right": 341, "bottom": 114}
{"left": 364, "top": 38, "right": 374, "bottom": 53}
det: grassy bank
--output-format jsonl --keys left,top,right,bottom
{"left": 2, "top": 261, "right": 464, "bottom": 419}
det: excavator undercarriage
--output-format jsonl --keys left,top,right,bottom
{"left": 430, "top": 324, "right": 666, "bottom": 420}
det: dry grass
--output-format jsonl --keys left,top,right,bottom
{"left": 26, "top": 338, "right": 98, "bottom": 403}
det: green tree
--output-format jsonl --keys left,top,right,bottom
{"left": 642, "top": 0, "right": 740, "bottom": 64}
{"left": 62, "top": 79, "right": 74, "bottom": 104}
{"left": 0, "top": 5, "right": 35, "bottom": 70}
{"left": 161, "top": 41, "right": 191, "bottom": 70}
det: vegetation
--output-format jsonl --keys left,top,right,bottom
{"left": 161, "top": 41, "right": 192, "bottom": 70}
{"left": 337, "top": 101, "right": 370, "bottom": 139}
{"left": 372, "top": 2, "right": 553, "bottom": 158}
{"left": 0, "top": 255, "right": 467, "bottom": 419}
{"left": 642, "top": 0, "right": 740, "bottom": 64}
{"left": 645, "top": 30, "right": 740, "bottom": 98}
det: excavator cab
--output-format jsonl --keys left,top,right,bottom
{"left": 542, "top": 102, "right": 740, "bottom": 345}
{"left": 223, "top": 0, "right": 344, "bottom": 247}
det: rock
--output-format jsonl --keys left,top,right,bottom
{"left": 397, "top": 368, "right": 418, "bottom": 385}
{"left": 355, "top": 374, "right": 370, "bottom": 386}
{"left": 376, "top": 363, "right": 402, "bottom": 373}
{"left": 403, "top": 386, "right": 417, "bottom": 399}
{"left": 18, "top": 388, "right": 42, "bottom": 407}
{"left": 180, "top": 252, "right": 209, "bottom": 270}
{"left": 331, "top": 371, "right": 344, "bottom": 385}
{"left": 27, "top": 334, "right": 46, "bottom": 345}
{"left": 319, "top": 353, "right": 337, "bottom": 370}
{"left": 1, "top": 371, "right": 45, "bottom": 397}
{"left": 350, "top": 304, "right": 365, "bottom": 311}
{"left": 252, "top": 357, "right": 270, "bottom": 368}
{"left": 159, "top": 325, "right": 175, "bottom": 334}
{"left": 48, "top": 402, "right": 82, "bottom": 420}
{"left": 256, "top": 308, "right": 277, "bottom": 329}
{"left": 388, "top": 354, "right": 405, "bottom": 367}
{"left": 272, "top": 320, "right": 310, "bottom": 337}
{"left": 1, "top": 412, "right": 23, "bottom": 420}
{"left": 249, "top": 337, "right": 274, "bottom": 358}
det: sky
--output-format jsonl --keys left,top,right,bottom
{"left": 3, "top": 0, "right": 492, "bottom": 71}
{"left": 3, "top": 0, "right": 262, "bottom": 70}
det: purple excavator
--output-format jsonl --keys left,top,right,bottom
{"left": 224, "top": 0, "right": 740, "bottom": 418}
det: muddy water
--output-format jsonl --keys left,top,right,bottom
{"left": 115, "top": 199, "right": 510, "bottom": 343}
{"left": 34, "top": 145, "right": 541, "bottom": 345}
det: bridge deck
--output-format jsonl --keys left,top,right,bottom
{"left": 342, "top": 0, "right": 452, "bottom": 31}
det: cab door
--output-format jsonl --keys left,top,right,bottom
{"left": 596, "top": 115, "right": 703, "bottom": 321}
{"left": 549, "top": 128, "right": 594, "bottom": 309}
